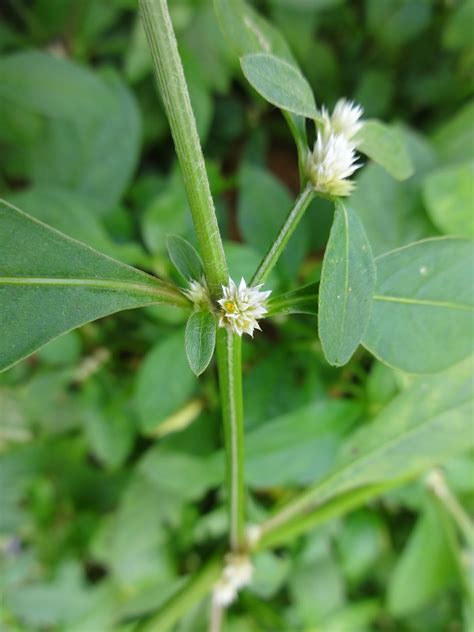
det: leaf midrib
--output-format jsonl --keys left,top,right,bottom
{"left": 373, "top": 294, "right": 473, "bottom": 311}
{"left": 0, "top": 276, "right": 177, "bottom": 300}
{"left": 263, "top": 389, "right": 472, "bottom": 534}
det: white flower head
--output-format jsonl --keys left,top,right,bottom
{"left": 307, "top": 132, "right": 361, "bottom": 197}
{"left": 212, "top": 553, "right": 254, "bottom": 607}
{"left": 183, "top": 276, "right": 209, "bottom": 309}
{"left": 321, "top": 98, "right": 364, "bottom": 142}
{"left": 218, "top": 278, "right": 271, "bottom": 337}
{"left": 222, "top": 553, "right": 254, "bottom": 590}
{"left": 212, "top": 577, "right": 237, "bottom": 607}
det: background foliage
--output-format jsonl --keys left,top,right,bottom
{"left": 0, "top": 0, "right": 473, "bottom": 630}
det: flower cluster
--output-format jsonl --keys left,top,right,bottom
{"left": 307, "top": 99, "right": 364, "bottom": 197}
{"left": 218, "top": 277, "right": 271, "bottom": 337}
{"left": 183, "top": 276, "right": 210, "bottom": 310}
{"left": 213, "top": 553, "right": 254, "bottom": 607}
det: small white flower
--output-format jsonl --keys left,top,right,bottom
{"left": 218, "top": 278, "right": 271, "bottom": 337}
{"left": 213, "top": 577, "right": 237, "bottom": 607}
{"left": 307, "top": 132, "right": 361, "bottom": 197}
{"left": 183, "top": 276, "right": 209, "bottom": 309}
{"left": 321, "top": 98, "right": 364, "bottom": 141}
{"left": 212, "top": 553, "right": 254, "bottom": 607}
{"left": 222, "top": 553, "right": 254, "bottom": 590}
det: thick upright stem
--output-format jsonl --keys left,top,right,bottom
{"left": 139, "top": 0, "right": 227, "bottom": 297}
{"left": 216, "top": 328, "right": 246, "bottom": 551}
{"left": 251, "top": 184, "right": 314, "bottom": 286}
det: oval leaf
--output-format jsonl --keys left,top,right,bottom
{"left": 0, "top": 200, "right": 187, "bottom": 372}
{"left": 356, "top": 120, "right": 414, "bottom": 181}
{"left": 388, "top": 499, "right": 459, "bottom": 616}
{"left": 261, "top": 356, "right": 474, "bottom": 546}
{"left": 167, "top": 234, "right": 204, "bottom": 281}
{"left": 185, "top": 311, "right": 217, "bottom": 376}
{"left": 0, "top": 52, "right": 141, "bottom": 210}
{"left": 135, "top": 331, "right": 196, "bottom": 433}
{"left": 240, "top": 53, "right": 318, "bottom": 119}
{"left": 318, "top": 203, "right": 376, "bottom": 366}
{"left": 213, "top": 0, "right": 295, "bottom": 62}
{"left": 362, "top": 237, "right": 474, "bottom": 373}
{"left": 422, "top": 161, "right": 474, "bottom": 238}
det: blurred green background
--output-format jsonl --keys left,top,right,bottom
{"left": 0, "top": 0, "right": 473, "bottom": 630}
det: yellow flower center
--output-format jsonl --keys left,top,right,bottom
{"left": 223, "top": 300, "right": 237, "bottom": 314}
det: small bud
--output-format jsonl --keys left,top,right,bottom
{"left": 183, "top": 276, "right": 210, "bottom": 310}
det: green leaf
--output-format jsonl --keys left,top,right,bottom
{"left": 214, "top": 0, "right": 308, "bottom": 166}
{"left": 134, "top": 331, "right": 196, "bottom": 433}
{"left": 431, "top": 100, "right": 474, "bottom": 165}
{"left": 0, "top": 200, "right": 187, "bottom": 373}
{"left": 82, "top": 390, "right": 135, "bottom": 471}
{"left": 444, "top": 0, "right": 474, "bottom": 51}
{"left": 366, "top": 0, "right": 432, "bottom": 49}
{"left": 388, "top": 497, "right": 459, "bottom": 615}
{"left": 318, "top": 203, "right": 376, "bottom": 366}
{"left": 337, "top": 510, "right": 389, "bottom": 583}
{"left": 238, "top": 165, "right": 309, "bottom": 281}
{"left": 363, "top": 238, "right": 474, "bottom": 373}
{"left": 263, "top": 356, "right": 474, "bottom": 543}
{"left": 167, "top": 235, "right": 204, "bottom": 282}
{"left": 0, "top": 52, "right": 141, "bottom": 209}
{"left": 224, "top": 241, "right": 278, "bottom": 290}
{"left": 240, "top": 53, "right": 317, "bottom": 119}
{"left": 245, "top": 400, "right": 361, "bottom": 487}
{"left": 6, "top": 186, "right": 119, "bottom": 257}
{"left": 185, "top": 311, "right": 216, "bottom": 376}
{"left": 0, "top": 49, "right": 114, "bottom": 119}
{"left": 142, "top": 178, "right": 190, "bottom": 255}
{"left": 422, "top": 161, "right": 474, "bottom": 238}
{"left": 356, "top": 120, "right": 414, "bottom": 181}
{"left": 213, "top": 0, "right": 295, "bottom": 62}
{"left": 351, "top": 163, "right": 433, "bottom": 257}
{"left": 336, "top": 356, "right": 474, "bottom": 493}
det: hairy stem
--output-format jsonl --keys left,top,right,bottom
{"left": 216, "top": 328, "right": 246, "bottom": 551}
{"left": 139, "top": 0, "right": 227, "bottom": 297}
{"left": 251, "top": 184, "right": 314, "bottom": 286}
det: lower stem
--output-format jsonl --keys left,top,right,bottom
{"left": 141, "top": 554, "right": 222, "bottom": 632}
{"left": 216, "top": 328, "right": 246, "bottom": 552}
{"left": 251, "top": 184, "right": 314, "bottom": 286}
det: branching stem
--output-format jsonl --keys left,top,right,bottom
{"left": 251, "top": 184, "right": 314, "bottom": 286}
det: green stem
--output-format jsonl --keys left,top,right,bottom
{"left": 427, "top": 470, "right": 474, "bottom": 548}
{"left": 139, "top": 0, "right": 228, "bottom": 297}
{"left": 216, "top": 328, "right": 246, "bottom": 552}
{"left": 140, "top": 555, "right": 222, "bottom": 632}
{"left": 256, "top": 480, "right": 403, "bottom": 550}
{"left": 251, "top": 184, "right": 314, "bottom": 286}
